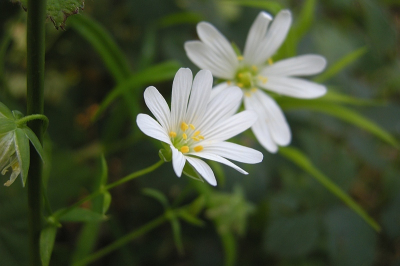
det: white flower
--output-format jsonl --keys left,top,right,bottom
{"left": 184, "top": 10, "right": 327, "bottom": 153}
{"left": 0, "top": 132, "right": 21, "bottom": 187}
{"left": 136, "top": 68, "right": 263, "bottom": 186}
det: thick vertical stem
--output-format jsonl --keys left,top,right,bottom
{"left": 26, "top": 0, "right": 46, "bottom": 265}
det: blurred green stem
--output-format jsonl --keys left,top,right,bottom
{"left": 53, "top": 159, "right": 164, "bottom": 219}
{"left": 26, "top": 0, "right": 47, "bottom": 264}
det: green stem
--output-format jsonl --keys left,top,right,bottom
{"left": 72, "top": 215, "right": 168, "bottom": 266}
{"left": 26, "top": 0, "right": 46, "bottom": 264}
{"left": 53, "top": 159, "right": 164, "bottom": 219}
{"left": 16, "top": 114, "right": 49, "bottom": 131}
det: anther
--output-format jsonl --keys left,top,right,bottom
{"left": 244, "top": 92, "right": 251, "bottom": 97}
{"left": 180, "top": 146, "right": 189, "bottom": 153}
{"left": 227, "top": 81, "right": 231, "bottom": 86}
{"left": 181, "top": 122, "right": 189, "bottom": 131}
{"left": 251, "top": 65, "right": 258, "bottom": 72}
{"left": 268, "top": 58, "right": 273, "bottom": 65}
{"left": 169, "top": 131, "right": 177, "bottom": 138}
{"left": 258, "top": 76, "right": 268, "bottom": 84}
{"left": 193, "top": 131, "right": 200, "bottom": 137}
{"left": 189, "top": 124, "right": 195, "bottom": 130}
{"left": 198, "top": 135, "right": 204, "bottom": 140}
{"left": 194, "top": 145, "right": 203, "bottom": 152}
{"left": 237, "top": 83, "right": 243, "bottom": 88}
{"left": 251, "top": 88, "right": 257, "bottom": 92}
{"left": 182, "top": 133, "right": 187, "bottom": 140}
{"left": 237, "top": 56, "right": 244, "bottom": 61}
{"left": 191, "top": 137, "right": 200, "bottom": 141}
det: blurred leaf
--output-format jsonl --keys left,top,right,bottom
{"left": 279, "top": 146, "right": 381, "bottom": 232}
{"left": 138, "top": 25, "right": 157, "bottom": 69}
{"left": 293, "top": 0, "right": 316, "bottom": 42}
{"left": 0, "top": 102, "right": 14, "bottom": 119}
{"left": 99, "top": 154, "right": 108, "bottom": 186}
{"left": 183, "top": 162, "right": 204, "bottom": 183}
{"left": 157, "top": 12, "right": 203, "bottom": 28}
{"left": 325, "top": 207, "right": 376, "bottom": 266}
{"left": 220, "top": 231, "right": 236, "bottom": 266}
{"left": 23, "top": 127, "right": 45, "bottom": 163}
{"left": 11, "top": 0, "right": 84, "bottom": 30}
{"left": 143, "top": 188, "right": 170, "bottom": 209}
{"left": 315, "top": 47, "right": 368, "bottom": 83}
{"left": 59, "top": 208, "right": 106, "bottom": 222}
{"left": 169, "top": 212, "right": 184, "bottom": 255}
{"left": 0, "top": 118, "right": 16, "bottom": 134}
{"left": 94, "top": 61, "right": 181, "bottom": 120}
{"left": 320, "top": 89, "right": 380, "bottom": 106}
{"left": 14, "top": 128, "right": 30, "bottom": 186}
{"left": 265, "top": 212, "right": 319, "bottom": 257}
{"left": 280, "top": 101, "right": 399, "bottom": 148}
{"left": 177, "top": 209, "right": 204, "bottom": 227}
{"left": 40, "top": 225, "right": 57, "bottom": 266}
{"left": 222, "top": 0, "right": 283, "bottom": 14}
{"left": 102, "top": 191, "right": 112, "bottom": 215}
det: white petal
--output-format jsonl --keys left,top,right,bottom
{"left": 185, "top": 70, "right": 212, "bottom": 126}
{"left": 210, "top": 82, "right": 229, "bottom": 100}
{"left": 136, "top": 114, "right": 171, "bottom": 144}
{"left": 244, "top": 90, "right": 291, "bottom": 150}
{"left": 196, "top": 22, "right": 239, "bottom": 70}
{"left": 198, "top": 87, "right": 243, "bottom": 132}
{"left": 243, "top": 11, "right": 273, "bottom": 65}
{"left": 171, "top": 146, "right": 186, "bottom": 177}
{"left": 259, "top": 76, "right": 327, "bottom": 98}
{"left": 143, "top": 86, "right": 170, "bottom": 130}
{"left": 203, "top": 110, "right": 257, "bottom": 142}
{"left": 202, "top": 142, "right": 263, "bottom": 164}
{"left": 185, "top": 156, "right": 217, "bottom": 186}
{"left": 261, "top": 55, "right": 327, "bottom": 77}
{"left": 251, "top": 118, "right": 278, "bottom": 153}
{"left": 252, "top": 10, "right": 292, "bottom": 66}
{"left": 171, "top": 68, "right": 192, "bottom": 130}
{"left": 0, "top": 133, "right": 15, "bottom": 169}
{"left": 184, "top": 41, "right": 236, "bottom": 79}
{"left": 189, "top": 152, "right": 248, "bottom": 174}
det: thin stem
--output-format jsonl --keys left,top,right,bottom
{"left": 42, "top": 180, "right": 53, "bottom": 215}
{"left": 16, "top": 114, "right": 49, "bottom": 131}
{"left": 53, "top": 159, "right": 164, "bottom": 219}
{"left": 72, "top": 215, "right": 168, "bottom": 266}
{"left": 26, "top": 0, "right": 46, "bottom": 264}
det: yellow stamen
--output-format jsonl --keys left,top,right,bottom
{"left": 189, "top": 124, "right": 195, "bottom": 130}
{"left": 180, "top": 146, "right": 189, "bottom": 153}
{"left": 237, "top": 83, "right": 243, "bottom": 88}
{"left": 182, "top": 133, "right": 187, "bottom": 140}
{"left": 238, "top": 73, "right": 243, "bottom": 78}
{"left": 251, "top": 65, "right": 258, "bottom": 72}
{"left": 237, "top": 56, "right": 244, "bottom": 61}
{"left": 169, "top": 131, "right": 177, "bottom": 138}
{"left": 194, "top": 145, "right": 203, "bottom": 152}
{"left": 268, "top": 58, "right": 273, "bottom": 65}
{"left": 191, "top": 137, "right": 200, "bottom": 141}
{"left": 193, "top": 131, "right": 200, "bottom": 137}
{"left": 251, "top": 88, "right": 257, "bottom": 92}
{"left": 245, "top": 92, "right": 251, "bottom": 97}
{"left": 181, "top": 122, "right": 189, "bottom": 131}
{"left": 258, "top": 76, "right": 268, "bottom": 84}
{"left": 198, "top": 135, "right": 204, "bottom": 140}
{"left": 227, "top": 81, "right": 231, "bottom": 86}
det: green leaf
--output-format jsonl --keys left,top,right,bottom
{"left": 293, "top": 0, "right": 316, "bottom": 41}
{"left": 0, "top": 118, "right": 16, "bottom": 134}
{"left": 182, "top": 162, "right": 204, "bottom": 183}
{"left": 279, "top": 100, "right": 399, "bottom": 148}
{"left": 99, "top": 154, "right": 108, "bottom": 186}
{"left": 279, "top": 146, "right": 381, "bottom": 232}
{"left": 94, "top": 61, "right": 181, "bottom": 120}
{"left": 40, "top": 225, "right": 57, "bottom": 266}
{"left": 23, "top": 127, "right": 45, "bottom": 163}
{"left": 102, "top": 191, "right": 112, "bottom": 215}
{"left": 143, "top": 188, "right": 170, "bottom": 209}
{"left": 59, "top": 208, "right": 106, "bottom": 222}
{"left": 177, "top": 210, "right": 204, "bottom": 227}
{"left": 11, "top": 0, "right": 84, "bottom": 30}
{"left": 221, "top": 0, "right": 283, "bottom": 14}
{"left": 314, "top": 47, "right": 368, "bottom": 83}
{"left": 0, "top": 102, "right": 14, "bottom": 119}
{"left": 156, "top": 12, "right": 203, "bottom": 28}
{"left": 14, "top": 128, "right": 30, "bottom": 186}
{"left": 168, "top": 211, "right": 184, "bottom": 255}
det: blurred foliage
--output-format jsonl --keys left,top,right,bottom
{"left": 0, "top": 0, "right": 399, "bottom": 265}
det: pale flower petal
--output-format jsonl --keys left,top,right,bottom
{"left": 259, "top": 76, "right": 327, "bottom": 99}
{"left": 261, "top": 55, "right": 327, "bottom": 77}
{"left": 243, "top": 11, "right": 273, "bottom": 65}
{"left": 144, "top": 86, "right": 170, "bottom": 130}
{"left": 171, "top": 68, "right": 192, "bottom": 130}
{"left": 171, "top": 146, "right": 186, "bottom": 177}
{"left": 210, "top": 82, "right": 229, "bottom": 100}
{"left": 185, "top": 156, "right": 217, "bottom": 186}
{"left": 136, "top": 114, "right": 171, "bottom": 144}
{"left": 251, "top": 118, "right": 278, "bottom": 153}
{"left": 202, "top": 142, "right": 263, "bottom": 164}
{"left": 184, "top": 41, "right": 236, "bottom": 79}
{"left": 189, "top": 152, "right": 248, "bottom": 174}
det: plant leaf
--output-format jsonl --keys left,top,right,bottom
{"left": 40, "top": 225, "right": 57, "bottom": 266}
{"left": 143, "top": 188, "right": 170, "bottom": 209}
{"left": 0, "top": 102, "right": 14, "bottom": 119}
{"left": 279, "top": 146, "right": 381, "bottom": 232}
{"left": 59, "top": 208, "right": 106, "bottom": 222}
{"left": 23, "top": 127, "right": 45, "bottom": 163}
{"left": 14, "top": 128, "right": 30, "bottom": 186}
{"left": 221, "top": 0, "right": 283, "bottom": 14}
{"left": 0, "top": 118, "right": 16, "bottom": 134}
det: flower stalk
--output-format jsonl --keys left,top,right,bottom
{"left": 26, "top": 0, "right": 47, "bottom": 264}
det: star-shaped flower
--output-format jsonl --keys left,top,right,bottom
{"left": 136, "top": 68, "right": 263, "bottom": 186}
{"left": 185, "top": 10, "right": 327, "bottom": 153}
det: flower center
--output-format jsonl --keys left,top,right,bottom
{"left": 169, "top": 122, "right": 204, "bottom": 154}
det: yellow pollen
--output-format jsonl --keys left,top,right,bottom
{"left": 268, "top": 58, "right": 273, "bottom": 65}
{"left": 181, "top": 122, "right": 189, "bottom": 131}
{"left": 237, "top": 83, "right": 243, "bottom": 88}
{"left": 251, "top": 88, "right": 257, "bottom": 92}
{"left": 227, "top": 81, "right": 231, "bottom": 86}
{"left": 251, "top": 65, "right": 258, "bottom": 72}
{"left": 180, "top": 146, "right": 189, "bottom": 153}
{"left": 237, "top": 56, "right": 244, "bottom": 61}
{"left": 194, "top": 145, "right": 203, "bottom": 152}
{"left": 198, "top": 135, "right": 204, "bottom": 140}
{"left": 189, "top": 124, "right": 195, "bottom": 130}
{"left": 245, "top": 92, "right": 251, "bottom": 97}
{"left": 238, "top": 73, "right": 243, "bottom": 78}
{"left": 169, "top": 131, "right": 177, "bottom": 138}
{"left": 182, "top": 133, "right": 187, "bottom": 140}
{"left": 191, "top": 137, "right": 200, "bottom": 141}
{"left": 193, "top": 131, "right": 200, "bottom": 137}
{"left": 12, "top": 162, "right": 19, "bottom": 171}
{"left": 258, "top": 76, "right": 268, "bottom": 84}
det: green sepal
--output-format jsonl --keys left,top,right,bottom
{"left": 159, "top": 143, "right": 172, "bottom": 162}
{"left": 101, "top": 191, "right": 112, "bottom": 215}
{"left": 182, "top": 162, "right": 204, "bottom": 183}
{"left": 40, "top": 225, "right": 58, "bottom": 266}
{"left": 230, "top": 41, "right": 241, "bottom": 57}
{"left": 59, "top": 208, "right": 107, "bottom": 222}
{"left": 0, "top": 102, "right": 14, "bottom": 119}
{"left": 0, "top": 118, "right": 16, "bottom": 134}
{"left": 23, "top": 127, "right": 45, "bottom": 163}
{"left": 12, "top": 110, "right": 24, "bottom": 120}
{"left": 14, "top": 128, "right": 30, "bottom": 186}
